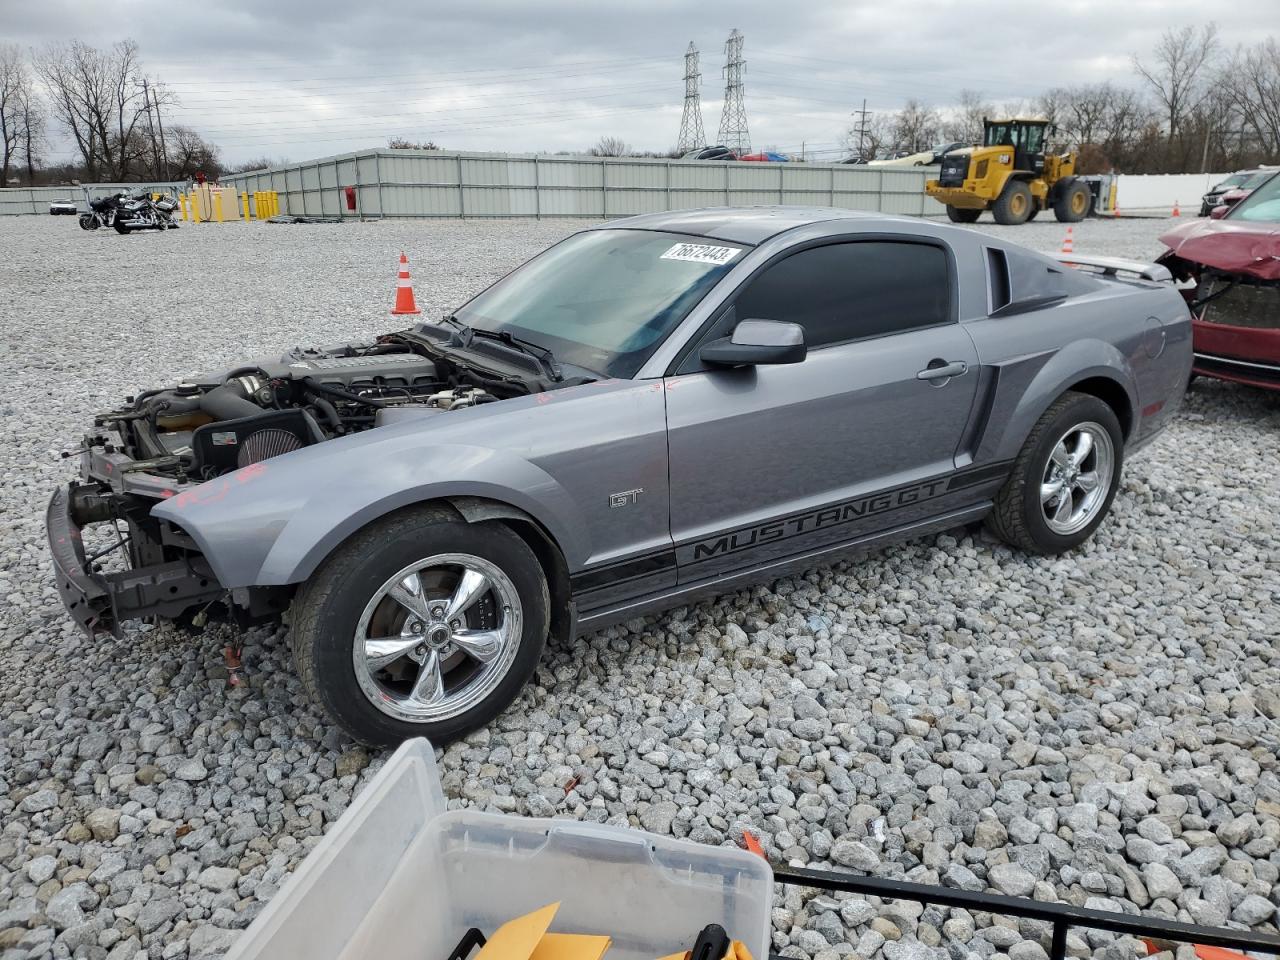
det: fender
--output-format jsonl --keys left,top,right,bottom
{"left": 152, "top": 432, "right": 588, "bottom": 590}
{"left": 977, "top": 337, "right": 1138, "bottom": 464}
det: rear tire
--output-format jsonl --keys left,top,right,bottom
{"left": 986, "top": 392, "right": 1124, "bottom": 554}
{"left": 291, "top": 506, "right": 550, "bottom": 747}
{"left": 946, "top": 206, "right": 982, "bottom": 223}
{"left": 992, "top": 180, "right": 1033, "bottom": 225}
{"left": 1054, "top": 178, "right": 1092, "bottom": 222}
{"left": 113, "top": 221, "right": 131, "bottom": 234}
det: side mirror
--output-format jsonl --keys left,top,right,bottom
{"left": 1209, "top": 204, "right": 1228, "bottom": 220}
{"left": 700, "top": 319, "right": 806, "bottom": 367}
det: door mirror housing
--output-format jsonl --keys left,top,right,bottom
{"left": 700, "top": 319, "right": 806, "bottom": 367}
{"left": 1209, "top": 204, "right": 1228, "bottom": 220}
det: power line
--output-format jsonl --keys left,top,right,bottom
{"left": 717, "top": 29, "right": 750, "bottom": 154}
{"left": 676, "top": 42, "right": 706, "bottom": 153}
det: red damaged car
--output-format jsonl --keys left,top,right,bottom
{"left": 1157, "top": 170, "right": 1280, "bottom": 391}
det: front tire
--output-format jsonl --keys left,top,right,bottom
{"left": 79, "top": 214, "right": 98, "bottom": 231}
{"left": 291, "top": 506, "right": 549, "bottom": 747}
{"left": 992, "top": 179, "right": 1033, "bottom": 225}
{"left": 1054, "top": 178, "right": 1092, "bottom": 222}
{"left": 986, "top": 392, "right": 1124, "bottom": 554}
{"left": 946, "top": 206, "right": 982, "bottom": 223}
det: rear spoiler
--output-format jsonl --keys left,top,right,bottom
{"left": 1052, "top": 253, "right": 1172, "bottom": 283}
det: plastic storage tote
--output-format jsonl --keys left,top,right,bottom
{"left": 225, "top": 739, "right": 774, "bottom": 960}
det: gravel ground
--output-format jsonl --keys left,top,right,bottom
{"left": 0, "top": 211, "right": 1277, "bottom": 960}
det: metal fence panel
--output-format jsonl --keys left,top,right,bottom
{"left": 6, "top": 150, "right": 942, "bottom": 219}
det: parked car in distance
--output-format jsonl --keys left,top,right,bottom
{"left": 1159, "top": 169, "right": 1280, "bottom": 391}
{"left": 680, "top": 145, "right": 735, "bottom": 161}
{"left": 738, "top": 151, "right": 789, "bottom": 162}
{"left": 1211, "top": 168, "right": 1276, "bottom": 215}
{"left": 48, "top": 207, "right": 1192, "bottom": 746}
{"left": 1199, "top": 171, "right": 1250, "bottom": 216}
{"left": 49, "top": 198, "right": 78, "bottom": 215}
{"left": 869, "top": 142, "right": 966, "bottom": 168}
{"left": 839, "top": 156, "right": 870, "bottom": 164}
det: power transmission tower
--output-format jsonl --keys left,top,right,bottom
{"left": 676, "top": 42, "right": 706, "bottom": 153}
{"left": 851, "top": 99, "right": 872, "bottom": 159}
{"left": 717, "top": 29, "right": 750, "bottom": 154}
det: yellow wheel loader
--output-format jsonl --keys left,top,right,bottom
{"left": 925, "top": 118, "right": 1092, "bottom": 225}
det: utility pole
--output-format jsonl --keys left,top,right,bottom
{"left": 141, "top": 78, "right": 171, "bottom": 181}
{"left": 676, "top": 42, "right": 706, "bottom": 154}
{"left": 851, "top": 99, "right": 872, "bottom": 160}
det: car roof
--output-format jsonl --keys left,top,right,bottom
{"left": 596, "top": 206, "right": 898, "bottom": 245}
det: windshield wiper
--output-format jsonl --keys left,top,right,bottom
{"left": 439, "top": 315, "right": 563, "bottom": 382}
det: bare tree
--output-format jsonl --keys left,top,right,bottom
{"left": 388, "top": 137, "right": 441, "bottom": 150}
{"left": 1133, "top": 24, "right": 1219, "bottom": 148}
{"left": 590, "top": 136, "right": 631, "bottom": 157}
{"left": 164, "top": 124, "right": 221, "bottom": 179}
{"left": 36, "top": 39, "right": 154, "bottom": 181}
{"left": 941, "top": 90, "right": 991, "bottom": 144}
{"left": 842, "top": 112, "right": 890, "bottom": 160}
{"left": 889, "top": 100, "right": 941, "bottom": 154}
{"left": 18, "top": 74, "right": 45, "bottom": 182}
{"left": 1220, "top": 38, "right": 1280, "bottom": 160}
{"left": 0, "top": 44, "right": 26, "bottom": 184}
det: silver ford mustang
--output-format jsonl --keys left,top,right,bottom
{"left": 48, "top": 207, "right": 1191, "bottom": 745}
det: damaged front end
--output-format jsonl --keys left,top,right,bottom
{"left": 49, "top": 325, "right": 560, "bottom": 636}
{"left": 1157, "top": 218, "right": 1280, "bottom": 390}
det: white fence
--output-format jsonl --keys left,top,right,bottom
{"left": 0, "top": 182, "right": 187, "bottom": 216}
{"left": 1114, "top": 173, "right": 1234, "bottom": 212}
{"left": 217, "top": 149, "right": 942, "bottom": 220}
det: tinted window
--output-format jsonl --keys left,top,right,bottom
{"left": 731, "top": 242, "right": 951, "bottom": 348}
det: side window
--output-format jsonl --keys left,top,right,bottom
{"left": 731, "top": 241, "right": 951, "bottom": 349}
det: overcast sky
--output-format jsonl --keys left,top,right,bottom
{"left": 4, "top": 0, "right": 1259, "bottom": 165}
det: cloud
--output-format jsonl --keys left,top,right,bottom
{"left": 8, "top": 0, "right": 1252, "bottom": 164}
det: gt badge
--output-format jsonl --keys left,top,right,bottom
{"left": 609, "top": 488, "right": 643, "bottom": 508}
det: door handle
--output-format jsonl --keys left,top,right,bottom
{"left": 916, "top": 360, "right": 968, "bottom": 381}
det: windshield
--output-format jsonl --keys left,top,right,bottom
{"left": 451, "top": 229, "right": 745, "bottom": 378}
{"left": 1229, "top": 172, "right": 1280, "bottom": 222}
{"left": 1239, "top": 170, "right": 1274, "bottom": 190}
{"left": 1213, "top": 174, "right": 1247, "bottom": 191}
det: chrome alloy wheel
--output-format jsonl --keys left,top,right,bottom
{"left": 1040, "top": 421, "right": 1114, "bottom": 536}
{"left": 352, "top": 553, "right": 522, "bottom": 723}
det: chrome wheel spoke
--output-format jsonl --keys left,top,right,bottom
{"left": 1040, "top": 480, "right": 1065, "bottom": 504}
{"left": 452, "top": 628, "right": 504, "bottom": 663}
{"left": 443, "top": 568, "right": 489, "bottom": 622}
{"left": 1050, "top": 442, "right": 1072, "bottom": 470}
{"left": 1053, "top": 491, "right": 1074, "bottom": 525}
{"left": 409, "top": 649, "right": 446, "bottom": 704}
{"left": 1071, "top": 431, "right": 1094, "bottom": 465}
{"left": 388, "top": 574, "right": 433, "bottom": 623}
{"left": 1075, "top": 470, "right": 1101, "bottom": 493}
{"left": 364, "top": 635, "right": 422, "bottom": 671}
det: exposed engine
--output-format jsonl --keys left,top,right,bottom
{"left": 92, "top": 333, "right": 534, "bottom": 483}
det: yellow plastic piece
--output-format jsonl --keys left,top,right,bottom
{"left": 214, "top": 191, "right": 224, "bottom": 223}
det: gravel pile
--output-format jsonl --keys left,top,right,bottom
{"left": 0, "top": 212, "right": 1277, "bottom": 960}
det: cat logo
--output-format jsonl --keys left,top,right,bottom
{"left": 609, "top": 488, "right": 643, "bottom": 509}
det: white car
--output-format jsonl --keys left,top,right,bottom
{"left": 49, "top": 198, "right": 78, "bottom": 215}
{"left": 868, "top": 142, "right": 966, "bottom": 168}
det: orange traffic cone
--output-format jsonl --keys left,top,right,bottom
{"left": 1061, "top": 226, "right": 1074, "bottom": 254}
{"left": 390, "top": 252, "right": 422, "bottom": 315}
{"left": 1172, "top": 199, "right": 1181, "bottom": 217}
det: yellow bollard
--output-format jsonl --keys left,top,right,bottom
{"left": 214, "top": 191, "right": 224, "bottom": 223}
{"left": 179, "top": 194, "right": 188, "bottom": 221}
{"left": 192, "top": 190, "right": 201, "bottom": 224}
{"left": 241, "top": 191, "right": 250, "bottom": 221}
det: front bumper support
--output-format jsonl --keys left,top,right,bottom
{"left": 47, "top": 485, "right": 225, "bottom": 636}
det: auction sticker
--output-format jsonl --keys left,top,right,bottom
{"left": 660, "top": 242, "right": 741, "bottom": 265}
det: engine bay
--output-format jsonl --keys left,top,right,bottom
{"left": 90, "top": 329, "right": 555, "bottom": 485}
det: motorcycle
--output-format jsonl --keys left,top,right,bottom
{"left": 78, "top": 193, "right": 123, "bottom": 231}
{"left": 113, "top": 192, "right": 170, "bottom": 234}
